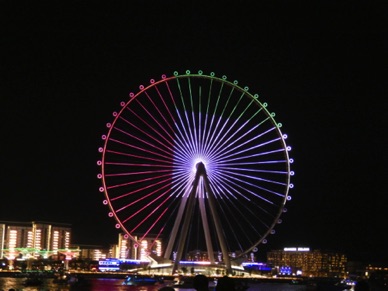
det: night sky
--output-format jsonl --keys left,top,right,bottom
{"left": 1, "top": 2, "right": 386, "bottom": 263}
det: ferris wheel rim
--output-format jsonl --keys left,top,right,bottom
{"left": 98, "top": 70, "right": 294, "bottom": 260}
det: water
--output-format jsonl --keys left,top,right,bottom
{"left": 0, "top": 277, "right": 310, "bottom": 291}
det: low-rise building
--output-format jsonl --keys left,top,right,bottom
{"left": 0, "top": 220, "right": 72, "bottom": 261}
{"left": 267, "top": 247, "right": 347, "bottom": 278}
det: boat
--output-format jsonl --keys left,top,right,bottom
{"left": 122, "top": 274, "right": 164, "bottom": 286}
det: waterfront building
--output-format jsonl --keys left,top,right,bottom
{"left": 74, "top": 244, "right": 110, "bottom": 261}
{"left": 69, "top": 234, "right": 164, "bottom": 263}
{"left": 267, "top": 247, "right": 347, "bottom": 278}
{"left": 0, "top": 221, "right": 72, "bottom": 261}
{"left": 365, "top": 263, "right": 388, "bottom": 288}
{"left": 115, "top": 233, "right": 163, "bottom": 261}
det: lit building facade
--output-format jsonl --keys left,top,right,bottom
{"left": 0, "top": 221, "right": 72, "bottom": 260}
{"left": 74, "top": 244, "right": 110, "bottom": 261}
{"left": 116, "top": 233, "right": 163, "bottom": 261}
{"left": 267, "top": 247, "right": 347, "bottom": 278}
{"left": 74, "top": 234, "right": 164, "bottom": 262}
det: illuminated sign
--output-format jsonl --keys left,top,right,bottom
{"left": 242, "top": 262, "right": 272, "bottom": 271}
{"left": 279, "top": 266, "right": 292, "bottom": 275}
{"left": 98, "top": 259, "right": 152, "bottom": 272}
{"left": 284, "top": 247, "right": 310, "bottom": 252}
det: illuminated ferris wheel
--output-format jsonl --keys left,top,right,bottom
{"left": 97, "top": 70, "right": 294, "bottom": 272}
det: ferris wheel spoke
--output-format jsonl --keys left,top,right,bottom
{"left": 175, "top": 78, "right": 198, "bottom": 152}
{"left": 149, "top": 85, "right": 195, "bottom": 157}
{"left": 224, "top": 169, "right": 287, "bottom": 190}
{"left": 115, "top": 180, "right": 173, "bottom": 213}
{"left": 217, "top": 208, "right": 251, "bottom": 251}
{"left": 198, "top": 87, "right": 203, "bottom": 154}
{"left": 198, "top": 80, "right": 211, "bottom": 155}
{"left": 221, "top": 167, "right": 289, "bottom": 185}
{"left": 126, "top": 194, "right": 171, "bottom": 234}
{"left": 154, "top": 85, "right": 178, "bottom": 126}
{"left": 169, "top": 149, "right": 187, "bottom": 165}
{"left": 210, "top": 126, "right": 277, "bottom": 162}
{"left": 215, "top": 191, "right": 262, "bottom": 249}
{"left": 223, "top": 169, "right": 287, "bottom": 199}
{"left": 214, "top": 170, "right": 281, "bottom": 204}
{"left": 210, "top": 181, "right": 239, "bottom": 200}
{"left": 104, "top": 161, "right": 173, "bottom": 177}
{"left": 120, "top": 187, "right": 181, "bottom": 227}
{"left": 105, "top": 149, "right": 173, "bottom": 165}
{"left": 107, "top": 172, "right": 171, "bottom": 197}
{"left": 162, "top": 80, "right": 197, "bottom": 155}
{"left": 132, "top": 98, "right": 175, "bottom": 141}
{"left": 117, "top": 115, "right": 174, "bottom": 152}
{"left": 216, "top": 186, "right": 275, "bottom": 230}
{"left": 107, "top": 137, "right": 173, "bottom": 162}
{"left": 215, "top": 136, "right": 283, "bottom": 166}
{"left": 171, "top": 170, "right": 194, "bottom": 187}
{"left": 218, "top": 158, "right": 288, "bottom": 166}
{"left": 145, "top": 225, "right": 166, "bottom": 252}
{"left": 201, "top": 113, "right": 217, "bottom": 157}
{"left": 191, "top": 110, "right": 200, "bottom": 154}
{"left": 187, "top": 78, "right": 201, "bottom": 154}
{"left": 124, "top": 194, "right": 170, "bottom": 228}
{"left": 104, "top": 168, "right": 172, "bottom": 178}
{"left": 122, "top": 108, "right": 174, "bottom": 153}
{"left": 205, "top": 95, "right": 257, "bottom": 158}
{"left": 172, "top": 172, "right": 195, "bottom": 188}
{"left": 205, "top": 91, "right": 259, "bottom": 158}
{"left": 211, "top": 176, "right": 259, "bottom": 209}
{"left": 174, "top": 132, "right": 197, "bottom": 159}
{"left": 206, "top": 114, "right": 266, "bottom": 160}
{"left": 112, "top": 126, "right": 172, "bottom": 158}
{"left": 206, "top": 87, "right": 244, "bottom": 152}
{"left": 173, "top": 124, "right": 196, "bottom": 158}
{"left": 214, "top": 185, "right": 253, "bottom": 215}
{"left": 214, "top": 178, "right": 280, "bottom": 231}
{"left": 173, "top": 115, "right": 197, "bottom": 155}
{"left": 203, "top": 113, "right": 232, "bottom": 159}
{"left": 143, "top": 89, "right": 176, "bottom": 133}
{"left": 201, "top": 78, "right": 227, "bottom": 155}
{"left": 138, "top": 208, "right": 170, "bottom": 242}
{"left": 211, "top": 182, "right": 275, "bottom": 238}
{"left": 171, "top": 175, "right": 195, "bottom": 198}
{"left": 216, "top": 147, "right": 288, "bottom": 164}
{"left": 107, "top": 174, "right": 172, "bottom": 201}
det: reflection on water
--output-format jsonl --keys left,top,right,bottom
{"left": 0, "top": 277, "right": 309, "bottom": 291}
{"left": 0, "top": 277, "right": 160, "bottom": 291}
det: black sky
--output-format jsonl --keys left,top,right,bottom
{"left": 1, "top": 1, "right": 387, "bottom": 263}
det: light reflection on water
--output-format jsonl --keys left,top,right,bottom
{"left": 0, "top": 277, "right": 308, "bottom": 291}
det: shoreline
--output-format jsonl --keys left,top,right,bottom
{"left": 0, "top": 271, "right": 312, "bottom": 284}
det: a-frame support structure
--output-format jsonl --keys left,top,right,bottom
{"left": 164, "top": 162, "right": 232, "bottom": 274}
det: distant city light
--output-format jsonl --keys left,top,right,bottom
{"left": 180, "top": 261, "right": 212, "bottom": 265}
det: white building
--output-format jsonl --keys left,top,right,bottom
{"left": 0, "top": 221, "right": 72, "bottom": 260}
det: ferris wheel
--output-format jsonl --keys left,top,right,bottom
{"left": 97, "top": 70, "right": 294, "bottom": 272}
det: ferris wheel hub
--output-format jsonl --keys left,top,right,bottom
{"left": 195, "top": 161, "right": 206, "bottom": 174}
